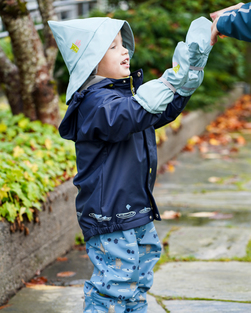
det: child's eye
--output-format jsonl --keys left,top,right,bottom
{"left": 111, "top": 45, "right": 116, "bottom": 49}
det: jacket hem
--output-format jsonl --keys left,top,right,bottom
{"left": 83, "top": 215, "right": 155, "bottom": 241}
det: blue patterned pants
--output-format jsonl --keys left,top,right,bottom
{"left": 83, "top": 222, "right": 162, "bottom": 313}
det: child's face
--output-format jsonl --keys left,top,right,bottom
{"left": 97, "top": 32, "right": 130, "bottom": 79}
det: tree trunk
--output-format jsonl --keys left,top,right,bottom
{"left": 1, "top": 5, "right": 38, "bottom": 121}
{"left": 0, "top": 47, "right": 23, "bottom": 115}
{"left": 37, "top": 0, "right": 58, "bottom": 77}
{"left": 0, "top": 0, "right": 60, "bottom": 126}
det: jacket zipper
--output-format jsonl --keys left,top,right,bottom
{"left": 130, "top": 76, "right": 135, "bottom": 95}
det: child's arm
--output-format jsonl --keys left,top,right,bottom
{"left": 77, "top": 90, "right": 163, "bottom": 142}
{"left": 153, "top": 93, "right": 190, "bottom": 129}
{"left": 133, "top": 42, "right": 190, "bottom": 114}
{"left": 134, "top": 17, "right": 212, "bottom": 117}
{"left": 154, "top": 17, "right": 213, "bottom": 128}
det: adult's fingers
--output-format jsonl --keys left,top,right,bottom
{"left": 210, "top": 2, "right": 245, "bottom": 21}
{"left": 210, "top": 11, "right": 219, "bottom": 21}
{"left": 210, "top": 18, "right": 219, "bottom": 46}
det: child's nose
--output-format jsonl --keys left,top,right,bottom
{"left": 122, "top": 46, "right": 129, "bottom": 54}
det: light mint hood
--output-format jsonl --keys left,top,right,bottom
{"left": 48, "top": 17, "right": 135, "bottom": 103}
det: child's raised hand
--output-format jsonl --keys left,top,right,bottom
{"left": 177, "top": 17, "right": 213, "bottom": 97}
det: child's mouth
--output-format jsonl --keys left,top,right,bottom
{"left": 121, "top": 58, "right": 130, "bottom": 67}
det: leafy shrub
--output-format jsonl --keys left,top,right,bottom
{"left": 0, "top": 104, "right": 76, "bottom": 230}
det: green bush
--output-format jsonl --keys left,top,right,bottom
{"left": 0, "top": 104, "right": 76, "bottom": 229}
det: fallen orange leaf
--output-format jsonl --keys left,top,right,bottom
{"left": 208, "top": 176, "right": 221, "bottom": 183}
{"left": 188, "top": 212, "right": 218, "bottom": 218}
{"left": 0, "top": 304, "right": 12, "bottom": 310}
{"left": 203, "top": 153, "right": 221, "bottom": 159}
{"left": 187, "top": 135, "right": 200, "bottom": 145}
{"left": 74, "top": 245, "right": 86, "bottom": 251}
{"left": 57, "top": 257, "right": 68, "bottom": 262}
{"left": 25, "top": 282, "right": 43, "bottom": 288}
{"left": 242, "top": 94, "right": 251, "bottom": 101}
{"left": 160, "top": 210, "right": 181, "bottom": 219}
{"left": 244, "top": 122, "right": 251, "bottom": 129}
{"left": 167, "top": 164, "right": 175, "bottom": 172}
{"left": 183, "top": 144, "right": 194, "bottom": 152}
{"left": 230, "top": 147, "right": 239, "bottom": 153}
{"left": 80, "top": 255, "right": 89, "bottom": 259}
{"left": 209, "top": 213, "right": 233, "bottom": 220}
{"left": 209, "top": 138, "right": 220, "bottom": 146}
{"left": 57, "top": 271, "right": 76, "bottom": 277}
{"left": 28, "top": 276, "right": 47, "bottom": 285}
{"left": 26, "top": 285, "right": 64, "bottom": 290}
{"left": 199, "top": 145, "right": 208, "bottom": 153}
{"left": 236, "top": 135, "right": 246, "bottom": 145}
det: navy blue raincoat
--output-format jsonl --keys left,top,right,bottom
{"left": 59, "top": 69, "right": 190, "bottom": 241}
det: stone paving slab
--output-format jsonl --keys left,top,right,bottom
{"left": 163, "top": 300, "right": 251, "bottom": 312}
{"left": 156, "top": 138, "right": 251, "bottom": 189}
{"left": 151, "top": 262, "right": 251, "bottom": 301}
{"left": 154, "top": 190, "right": 251, "bottom": 211}
{"left": 169, "top": 226, "right": 251, "bottom": 259}
{"left": 40, "top": 249, "right": 93, "bottom": 286}
{"left": 147, "top": 294, "right": 166, "bottom": 313}
{"left": 1, "top": 286, "right": 84, "bottom": 313}
{"left": 0, "top": 286, "right": 164, "bottom": 313}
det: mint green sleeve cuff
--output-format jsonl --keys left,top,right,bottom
{"left": 133, "top": 78, "right": 175, "bottom": 114}
{"left": 176, "top": 69, "right": 204, "bottom": 96}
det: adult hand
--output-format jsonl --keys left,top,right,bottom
{"left": 210, "top": 2, "right": 245, "bottom": 46}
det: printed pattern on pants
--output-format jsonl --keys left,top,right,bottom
{"left": 83, "top": 221, "right": 162, "bottom": 313}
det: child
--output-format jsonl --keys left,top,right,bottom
{"left": 49, "top": 16, "right": 212, "bottom": 313}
